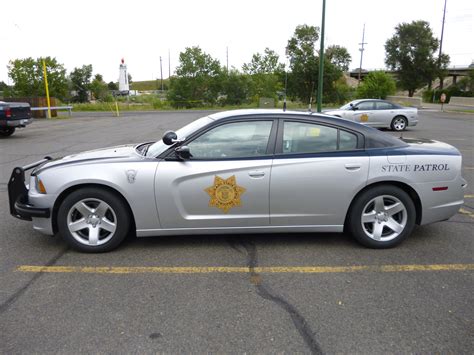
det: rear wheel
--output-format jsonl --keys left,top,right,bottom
{"left": 0, "top": 127, "right": 15, "bottom": 137}
{"left": 391, "top": 116, "right": 407, "bottom": 131}
{"left": 347, "top": 185, "right": 415, "bottom": 248}
{"left": 57, "top": 187, "right": 130, "bottom": 253}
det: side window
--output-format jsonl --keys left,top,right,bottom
{"left": 283, "top": 122, "right": 338, "bottom": 153}
{"left": 375, "top": 101, "right": 393, "bottom": 110}
{"left": 339, "top": 130, "right": 358, "bottom": 150}
{"left": 356, "top": 101, "right": 375, "bottom": 110}
{"left": 187, "top": 121, "right": 273, "bottom": 159}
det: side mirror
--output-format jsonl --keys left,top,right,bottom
{"left": 162, "top": 131, "right": 178, "bottom": 145}
{"left": 175, "top": 145, "right": 192, "bottom": 160}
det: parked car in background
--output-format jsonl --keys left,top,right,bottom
{"left": 8, "top": 109, "right": 465, "bottom": 253}
{"left": 0, "top": 101, "right": 33, "bottom": 137}
{"left": 324, "top": 99, "right": 418, "bottom": 131}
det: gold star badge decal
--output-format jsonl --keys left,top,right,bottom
{"left": 205, "top": 175, "right": 246, "bottom": 213}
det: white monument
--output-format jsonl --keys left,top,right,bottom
{"left": 118, "top": 58, "right": 129, "bottom": 95}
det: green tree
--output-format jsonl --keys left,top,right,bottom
{"left": 356, "top": 71, "right": 396, "bottom": 99}
{"left": 243, "top": 48, "right": 284, "bottom": 101}
{"left": 70, "top": 65, "right": 93, "bottom": 102}
{"left": 221, "top": 69, "right": 250, "bottom": 105}
{"left": 90, "top": 74, "right": 108, "bottom": 100}
{"left": 108, "top": 81, "right": 118, "bottom": 90}
{"left": 385, "top": 20, "right": 449, "bottom": 97}
{"left": 286, "top": 25, "right": 320, "bottom": 103}
{"left": 167, "top": 46, "right": 222, "bottom": 108}
{"left": 326, "top": 45, "right": 352, "bottom": 72}
{"left": 7, "top": 57, "right": 68, "bottom": 99}
{"left": 286, "top": 25, "right": 344, "bottom": 104}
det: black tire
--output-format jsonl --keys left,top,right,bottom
{"left": 390, "top": 116, "right": 407, "bottom": 131}
{"left": 57, "top": 187, "right": 130, "bottom": 253}
{"left": 0, "top": 127, "right": 16, "bottom": 137}
{"left": 347, "top": 185, "right": 416, "bottom": 248}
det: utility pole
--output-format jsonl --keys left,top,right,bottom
{"left": 358, "top": 24, "right": 367, "bottom": 85}
{"left": 160, "top": 56, "right": 163, "bottom": 91}
{"left": 316, "top": 0, "right": 326, "bottom": 113}
{"left": 168, "top": 49, "right": 171, "bottom": 79}
{"left": 438, "top": 0, "right": 447, "bottom": 90}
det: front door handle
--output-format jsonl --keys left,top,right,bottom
{"left": 345, "top": 164, "right": 361, "bottom": 171}
{"left": 248, "top": 170, "right": 265, "bottom": 178}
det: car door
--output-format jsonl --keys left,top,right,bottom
{"left": 155, "top": 119, "right": 276, "bottom": 229}
{"left": 375, "top": 101, "right": 396, "bottom": 127}
{"left": 270, "top": 119, "right": 369, "bottom": 227}
{"left": 352, "top": 101, "right": 376, "bottom": 125}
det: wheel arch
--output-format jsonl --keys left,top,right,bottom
{"left": 51, "top": 183, "right": 136, "bottom": 235}
{"left": 345, "top": 180, "right": 422, "bottom": 228}
{"left": 391, "top": 115, "right": 408, "bottom": 126}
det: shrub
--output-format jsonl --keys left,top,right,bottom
{"left": 356, "top": 71, "right": 396, "bottom": 99}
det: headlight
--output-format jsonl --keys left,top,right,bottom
{"left": 35, "top": 176, "right": 47, "bottom": 194}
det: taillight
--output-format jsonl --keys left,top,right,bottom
{"left": 5, "top": 107, "right": 11, "bottom": 118}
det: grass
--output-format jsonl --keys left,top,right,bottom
{"left": 130, "top": 80, "right": 169, "bottom": 91}
{"left": 66, "top": 95, "right": 336, "bottom": 113}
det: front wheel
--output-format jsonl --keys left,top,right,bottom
{"left": 0, "top": 127, "right": 16, "bottom": 137}
{"left": 347, "top": 185, "right": 416, "bottom": 248}
{"left": 391, "top": 116, "right": 407, "bottom": 131}
{"left": 57, "top": 187, "right": 130, "bottom": 252}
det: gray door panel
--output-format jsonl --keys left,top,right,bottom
{"left": 156, "top": 160, "right": 271, "bottom": 228}
{"left": 270, "top": 156, "right": 369, "bottom": 226}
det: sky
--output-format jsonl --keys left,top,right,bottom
{"left": 1, "top": 0, "right": 473, "bottom": 84}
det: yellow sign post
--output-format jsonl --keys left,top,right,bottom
{"left": 42, "top": 59, "right": 52, "bottom": 119}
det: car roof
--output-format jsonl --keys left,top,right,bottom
{"left": 209, "top": 108, "right": 366, "bottom": 130}
{"left": 207, "top": 109, "right": 406, "bottom": 149}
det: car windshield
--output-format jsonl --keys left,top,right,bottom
{"left": 145, "top": 116, "right": 213, "bottom": 157}
{"left": 339, "top": 102, "right": 356, "bottom": 110}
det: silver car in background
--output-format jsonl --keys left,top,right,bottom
{"left": 324, "top": 99, "right": 418, "bottom": 131}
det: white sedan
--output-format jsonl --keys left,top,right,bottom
{"left": 324, "top": 99, "right": 418, "bottom": 131}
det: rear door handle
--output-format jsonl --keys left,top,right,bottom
{"left": 345, "top": 164, "right": 361, "bottom": 171}
{"left": 248, "top": 170, "right": 265, "bottom": 178}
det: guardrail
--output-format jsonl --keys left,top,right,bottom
{"left": 31, "top": 106, "right": 73, "bottom": 117}
{"left": 448, "top": 96, "right": 474, "bottom": 107}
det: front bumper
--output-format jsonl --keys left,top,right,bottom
{"left": 8, "top": 158, "right": 52, "bottom": 221}
{"left": 0, "top": 117, "right": 33, "bottom": 128}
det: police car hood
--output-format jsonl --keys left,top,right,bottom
{"left": 35, "top": 145, "right": 139, "bottom": 173}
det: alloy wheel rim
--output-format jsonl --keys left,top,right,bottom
{"left": 361, "top": 195, "right": 407, "bottom": 242}
{"left": 394, "top": 118, "right": 406, "bottom": 130}
{"left": 67, "top": 198, "right": 117, "bottom": 246}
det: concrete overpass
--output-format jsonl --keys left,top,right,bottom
{"left": 349, "top": 65, "right": 472, "bottom": 84}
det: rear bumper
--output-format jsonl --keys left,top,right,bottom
{"left": 0, "top": 117, "right": 34, "bottom": 128}
{"left": 419, "top": 177, "right": 467, "bottom": 225}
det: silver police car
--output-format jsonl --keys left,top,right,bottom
{"left": 8, "top": 110, "right": 466, "bottom": 252}
{"left": 324, "top": 99, "right": 418, "bottom": 131}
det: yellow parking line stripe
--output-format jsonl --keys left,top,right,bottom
{"left": 459, "top": 208, "right": 474, "bottom": 218}
{"left": 16, "top": 264, "right": 474, "bottom": 275}
{"left": 465, "top": 194, "right": 474, "bottom": 198}
{"left": 463, "top": 167, "right": 474, "bottom": 170}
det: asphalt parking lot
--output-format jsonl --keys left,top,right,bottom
{"left": 0, "top": 109, "right": 473, "bottom": 353}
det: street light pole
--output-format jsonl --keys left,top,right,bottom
{"left": 317, "top": 0, "right": 326, "bottom": 113}
{"left": 438, "top": 0, "right": 447, "bottom": 90}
